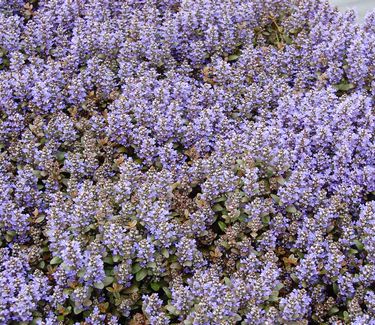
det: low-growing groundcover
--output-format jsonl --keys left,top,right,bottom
{"left": 0, "top": 0, "right": 374, "bottom": 324}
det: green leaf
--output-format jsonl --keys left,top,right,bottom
{"left": 275, "top": 283, "right": 284, "bottom": 291}
{"left": 165, "top": 304, "right": 179, "bottom": 315}
{"left": 240, "top": 196, "right": 250, "bottom": 204}
{"left": 270, "top": 194, "right": 280, "bottom": 204}
{"left": 63, "top": 288, "right": 72, "bottom": 296}
{"left": 266, "top": 168, "right": 275, "bottom": 177}
{"left": 275, "top": 176, "right": 286, "bottom": 185}
{"left": 7, "top": 230, "right": 16, "bottom": 237}
{"left": 334, "top": 82, "right": 354, "bottom": 91}
{"left": 77, "top": 269, "right": 85, "bottom": 278}
{"left": 220, "top": 240, "right": 230, "bottom": 249}
{"left": 94, "top": 281, "right": 105, "bottom": 290}
{"left": 131, "top": 263, "right": 142, "bottom": 274}
{"left": 50, "top": 256, "right": 63, "bottom": 265}
{"left": 218, "top": 221, "right": 227, "bottom": 231}
{"left": 163, "top": 287, "right": 172, "bottom": 298}
{"left": 33, "top": 170, "right": 42, "bottom": 178}
{"left": 123, "top": 284, "right": 139, "bottom": 294}
{"left": 83, "top": 299, "right": 92, "bottom": 307}
{"left": 213, "top": 204, "right": 224, "bottom": 212}
{"left": 105, "top": 269, "right": 115, "bottom": 277}
{"left": 353, "top": 240, "right": 364, "bottom": 251}
{"left": 329, "top": 306, "right": 339, "bottom": 315}
{"left": 113, "top": 255, "right": 121, "bottom": 263}
{"left": 35, "top": 215, "right": 45, "bottom": 223}
{"left": 136, "top": 269, "right": 148, "bottom": 282}
{"left": 238, "top": 214, "right": 247, "bottom": 222}
{"left": 56, "top": 151, "right": 65, "bottom": 161}
{"left": 286, "top": 205, "right": 297, "bottom": 214}
{"left": 290, "top": 273, "right": 299, "bottom": 283}
{"left": 228, "top": 54, "right": 239, "bottom": 61}
{"left": 161, "top": 248, "right": 169, "bottom": 258}
{"left": 150, "top": 282, "right": 161, "bottom": 291}
{"left": 311, "top": 315, "right": 320, "bottom": 322}
{"left": 103, "top": 276, "right": 114, "bottom": 287}
{"left": 171, "top": 182, "right": 180, "bottom": 190}
{"left": 333, "top": 282, "right": 339, "bottom": 295}
{"left": 183, "top": 260, "right": 193, "bottom": 267}
{"left": 223, "top": 277, "right": 231, "bottom": 286}
{"left": 214, "top": 195, "right": 226, "bottom": 203}
{"left": 268, "top": 294, "right": 279, "bottom": 302}
{"left": 283, "top": 34, "right": 293, "bottom": 45}
{"left": 103, "top": 256, "right": 114, "bottom": 264}
{"left": 262, "top": 215, "right": 270, "bottom": 225}
{"left": 5, "top": 234, "right": 14, "bottom": 242}
{"left": 73, "top": 306, "right": 83, "bottom": 315}
{"left": 170, "top": 262, "right": 182, "bottom": 270}
{"left": 147, "top": 261, "right": 157, "bottom": 268}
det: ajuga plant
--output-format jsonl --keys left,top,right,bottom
{"left": 0, "top": 0, "right": 374, "bottom": 324}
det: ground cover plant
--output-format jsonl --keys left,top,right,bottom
{"left": 0, "top": 0, "right": 374, "bottom": 324}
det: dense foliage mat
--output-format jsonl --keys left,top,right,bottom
{"left": 0, "top": 0, "right": 374, "bottom": 324}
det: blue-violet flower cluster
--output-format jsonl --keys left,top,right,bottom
{"left": 0, "top": 0, "right": 374, "bottom": 324}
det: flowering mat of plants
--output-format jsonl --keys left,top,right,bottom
{"left": 0, "top": 0, "right": 374, "bottom": 324}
